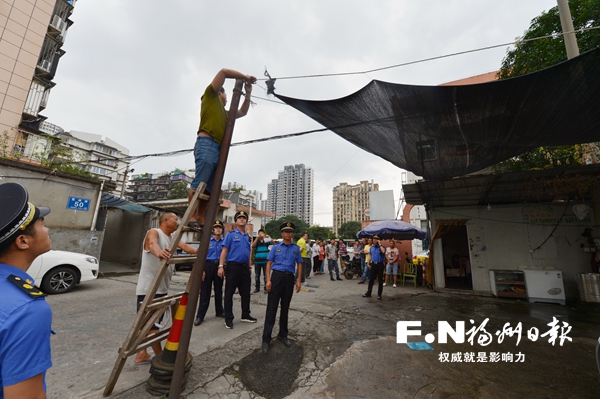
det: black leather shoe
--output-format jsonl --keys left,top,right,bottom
{"left": 194, "top": 317, "right": 203, "bottom": 326}
{"left": 362, "top": 293, "right": 371, "bottom": 297}
{"left": 278, "top": 335, "right": 292, "bottom": 348}
{"left": 377, "top": 296, "right": 382, "bottom": 300}
{"left": 216, "top": 313, "right": 225, "bottom": 318}
{"left": 253, "top": 288, "right": 260, "bottom": 293}
{"left": 336, "top": 277, "right": 343, "bottom": 281}
{"left": 262, "top": 342, "right": 269, "bottom": 354}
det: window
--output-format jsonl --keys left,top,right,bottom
{"left": 416, "top": 140, "right": 437, "bottom": 162}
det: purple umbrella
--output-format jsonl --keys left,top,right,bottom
{"left": 357, "top": 220, "right": 427, "bottom": 241}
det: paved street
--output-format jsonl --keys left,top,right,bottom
{"left": 45, "top": 264, "right": 600, "bottom": 399}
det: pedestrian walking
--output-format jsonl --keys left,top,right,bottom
{"left": 325, "top": 239, "right": 343, "bottom": 281}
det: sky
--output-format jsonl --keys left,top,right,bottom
{"left": 44, "top": 0, "right": 558, "bottom": 226}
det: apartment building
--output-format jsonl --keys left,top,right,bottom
{"left": 332, "top": 180, "right": 378, "bottom": 235}
{"left": 1, "top": 0, "right": 77, "bottom": 162}
{"left": 127, "top": 170, "right": 194, "bottom": 202}
{"left": 266, "top": 164, "right": 314, "bottom": 226}
{"left": 54, "top": 130, "right": 131, "bottom": 194}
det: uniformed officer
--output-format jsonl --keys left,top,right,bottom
{"left": 194, "top": 220, "right": 225, "bottom": 326}
{"left": 218, "top": 210, "right": 256, "bottom": 329}
{"left": 363, "top": 234, "right": 386, "bottom": 300}
{"left": 0, "top": 182, "right": 52, "bottom": 398}
{"left": 261, "top": 221, "right": 303, "bottom": 354}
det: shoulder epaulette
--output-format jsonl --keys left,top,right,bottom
{"left": 8, "top": 274, "right": 45, "bottom": 298}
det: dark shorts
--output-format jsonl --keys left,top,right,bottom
{"left": 137, "top": 293, "right": 167, "bottom": 330}
{"left": 190, "top": 135, "right": 220, "bottom": 192}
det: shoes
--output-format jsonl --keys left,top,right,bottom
{"left": 278, "top": 335, "right": 292, "bottom": 348}
{"left": 306, "top": 275, "right": 311, "bottom": 279}
{"left": 357, "top": 281, "right": 365, "bottom": 284}
{"left": 383, "top": 283, "right": 387, "bottom": 286}
{"left": 393, "top": 284, "right": 397, "bottom": 288}
{"left": 264, "top": 289, "right": 268, "bottom": 293}
{"left": 216, "top": 313, "right": 225, "bottom": 318}
{"left": 254, "top": 288, "right": 260, "bottom": 293}
{"left": 336, "top": 277, "right": 343, "bottom": 281}
{"left": 377, "top": 296, "right": 382, "bottom": 300}
{"left": 302, "top": 282, "right": 307, "bottom": 286}
{"left": 241, "top": 315, "right": 257, "bottom": 323}
{"left": 194, "top": 317, "right": 203, "bottom": 326}
{"left": 362, "top": 293, "right": 372, "bottom": 297}
{"left": 225, "top": 319, "right": 234, "bottom": 329}
{"left": 262, "top": 342, "right": 269, "bottom": 354}
{"left": 187, "top": 221, "right": 203, "bottom": 233}
{"left": 330, "top": 278, "right": 335, "bottom": 281}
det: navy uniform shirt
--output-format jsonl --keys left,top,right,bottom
{"left": 267, "top": 241, "right": 303, "bottom": 274}
{"left": 223, "top": 228, "right": 251, "bottom": 263}
{"left": 207, "top": 236, "right": 224, "bottom": 261}
{"left": 370, "top": 244, "right": 385, "bottom": 263}
{"left": 0, "top": 263, "right": 53, "bottom": 395}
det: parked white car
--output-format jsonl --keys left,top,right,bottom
{"left": 26, "top": 250, "right": 99, "bottom": 294}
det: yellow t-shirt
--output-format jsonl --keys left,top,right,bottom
{"left": 297, "top": 237, "right": 308, "bottom": 258}
{"left": 364, "top": 244, "right": 371, "bottom": 263}
{"left": 198, "top": 84, "right": 227, "bottom": 145}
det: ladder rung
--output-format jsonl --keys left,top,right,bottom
{"left": 167, "top": 256, "right": 197, "bottom": 265}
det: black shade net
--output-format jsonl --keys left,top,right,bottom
{"left": 273, "top": 47, "right": 600, "bottom": 180}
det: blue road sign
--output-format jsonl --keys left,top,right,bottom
{"left": 67, "top": 196, "right": 91, "bottom": 211}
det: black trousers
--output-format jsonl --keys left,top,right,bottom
{"left": 224, "top": 263, "right": 252, "bottom": 322}
{"left": 196, "top": 261, "right": 223, "bottom": 320}
{"left": 312, "top": 256, "right": 321, "bottom": 273}
{"left": 262, "top": 270, "right": 295, "bottom": 343}
{"left": 254, "top": 262, "right": 267, "bottom": 290}
{"left": 366, "top": 262, "right": 384, "bottom": 297}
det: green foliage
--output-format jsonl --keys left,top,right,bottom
{"left": 498, "top": 0, "right": 600, "bottom": 79}
{"left": 230, "top": 187, "right": 244, "bottom": 193}
{"left": 337, "top": 221, "right": 362, "bottom": 239}
{"left": 167, "top": 182, "right": 189, "bottom": 199}
{"left": 494, "top": 1, "right": 598, "bottom": 173}
{"left": 308, "top": 225, "right": 336, "bottom": 241}
{"left": 264, "top": 215, "right": 309, "bottom": 241}
{"left": 0, "top": 131, "right": 93, "bottom": 178}
{"left": 493, "top": 145, "right": 583, "bottom": 173}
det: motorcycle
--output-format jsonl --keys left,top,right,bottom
{"left": 343, "top": 256, "right": 363, "bottom": 280}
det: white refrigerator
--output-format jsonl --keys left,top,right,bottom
{"left": 522, "top": 268, "right": 566, "bottom": 305}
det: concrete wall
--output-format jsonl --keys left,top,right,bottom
{"left": 99, "top": 208, "right": 150, "bottom": 267}
{"left": 431, "top": 203, "right": 595, "bottom": 301}
{"left": 0, "top": 158, "right": 104, "bottom": 256}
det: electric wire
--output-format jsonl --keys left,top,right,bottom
{"left": 258, "top": 26, "right": 600, "bottom": 81}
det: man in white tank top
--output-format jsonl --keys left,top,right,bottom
{"left": 134, "top": 212, "right": 197, "bottom": 364}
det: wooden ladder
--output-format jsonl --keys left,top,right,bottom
{"left": 103, "top": 183, "right": 208, "bottom": 396}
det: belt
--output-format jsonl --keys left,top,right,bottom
{"left": 206, "top": 260, "right": 219, "bottom": 264}
{"left": 273, "top": 270, "right": 295, "bottom": 277}
{"left": 227, "top": 262, "right": 248, "bottom": 266}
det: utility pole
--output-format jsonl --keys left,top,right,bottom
{"left": 556, "top": 0, "right": 580, "bottom": 59}
{"left": 120, "top": 167, "right": 133, "bottom": 197}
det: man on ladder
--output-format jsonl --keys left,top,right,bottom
{"left": 187, "top": 69, "right": 257, "bottom": 233}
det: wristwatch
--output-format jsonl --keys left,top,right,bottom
{"left": 218, "top": 265, "right": 224, "bottom": 268}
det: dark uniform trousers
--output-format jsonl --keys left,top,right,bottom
{"left": 262, "top": 270, "right": 295, "bottom": 343}
{"left": 196, "top": 260, "right": 223, "bottom": 320}
{"left": 224, "top": 262, "right": 252, "bottom": 322}
{"left": 366, "top": 261, "right": 384, "bottom": 297}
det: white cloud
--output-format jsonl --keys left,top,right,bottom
{"left": 45, "top": 0, "right": 557, "bottom": 225}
